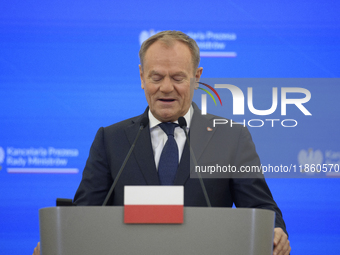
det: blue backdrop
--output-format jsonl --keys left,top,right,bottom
{"left": 1, "top": 1, "right": 340, "bottom": 254}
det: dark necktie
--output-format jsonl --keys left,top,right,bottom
{"left": 158, "top": 122, "right": 179, "bottom": 185}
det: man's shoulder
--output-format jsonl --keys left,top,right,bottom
{"left": 99, "top": 105, "right": 147, "bottom": 131}
{"left": 103, "top": 113, "right": 144, "bottom": 134}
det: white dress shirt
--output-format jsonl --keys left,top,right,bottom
{"left": 148, "top": 105, "right": 193, "bottom": 170}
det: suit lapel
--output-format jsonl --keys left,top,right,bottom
{"left": 174, "top": 102, "right": 217, "bottom": 185}
{"left": 125, "top": 109, "right": 160, "bottom": 185}
{"left": 190, "top": 103, "right": 218, "bottom": 162}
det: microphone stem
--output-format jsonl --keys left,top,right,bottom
{"left": 102, "top": 125, "right": 144, "bottom": 206}
{"left": 181, "top": 126, "right": 212, "bottom": 207}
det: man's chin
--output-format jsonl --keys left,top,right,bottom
{"left": 154, "top": 111, "right": 179, "bottom": 123}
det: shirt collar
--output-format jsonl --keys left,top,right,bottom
{"left": 148, "top": 105, "right": 193, "bottom": 129}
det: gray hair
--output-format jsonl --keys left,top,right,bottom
{"left": 139, "top": 30, "right": 200, "bottom": 71}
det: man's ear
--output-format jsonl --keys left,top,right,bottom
{"left": 194, "top": 67, "right": 203, "bottom": 89}
{"left": 139, "top": 64, "right": 144, "bottom": 89}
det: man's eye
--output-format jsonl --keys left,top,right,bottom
{"left": 152, "top": 75, "right": 162, "bottom": 81}
{"left": 173, "top": 76, "right": 184, "bottom": 82}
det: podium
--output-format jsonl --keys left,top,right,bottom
{"left": 39, "top": 206, "right": 275, "bottom": 255}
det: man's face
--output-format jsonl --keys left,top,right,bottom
{"left": 139, "top": 40, "right": 203, "bottom": 122}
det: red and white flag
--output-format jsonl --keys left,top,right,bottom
{"left": 124, "top": 186, "right": 184, "bottom": 224}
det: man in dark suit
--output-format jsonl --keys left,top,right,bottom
{"left": 72, "top": 30, "right": 291, "bottom": 255}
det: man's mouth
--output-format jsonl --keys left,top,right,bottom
{"left": 159, "top": 98, "right": 175, "bottom": 102}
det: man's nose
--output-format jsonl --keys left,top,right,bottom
{"left": 159, "top": 77, "right": 174, "bottom": 93}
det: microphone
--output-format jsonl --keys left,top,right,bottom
{"left": 178, "top": 117, "right": 211, "bottom": 207}
{"left": 102, "top": 117, "right": 149, "bottom": 206}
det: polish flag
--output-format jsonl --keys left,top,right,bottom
{"left": 124, "top": 186, "right": 184, "bottom": 224}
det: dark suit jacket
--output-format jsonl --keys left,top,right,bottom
{"left": 74, "top": 103, "right": 287, "bottom": 233}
